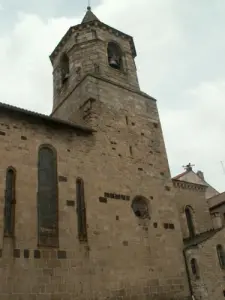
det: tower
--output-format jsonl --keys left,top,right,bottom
{"left": 50, "top": 6, "right": 139, "bottom": 123}
{"left": 49, "top": 7, "right": 190, "bottom": 299}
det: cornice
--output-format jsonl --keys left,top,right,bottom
{"left": 50, "top": 20, "right": 136, "bottom": 64}
{"left": 172, "top": 179, "right": 207, "bottom": 192}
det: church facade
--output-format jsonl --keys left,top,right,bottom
{"left": 0, "top": 7, "right": 225, "bottom": 300}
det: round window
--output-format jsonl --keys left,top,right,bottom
{"left": 131, "top": 196, "right": 150, "bottom": 219}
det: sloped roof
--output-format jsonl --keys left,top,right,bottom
{"left": 173, "top": 170, "right": 189, "bottom": 180}
{"left": 82, "top": 6, "right": 99, "bottom": 24}
{"left": 172, "top": 169, "right": 208, "bottom": 186}
{"left": 183, "top": 228, "right": 222, "bottom": 249}
{"left": 209, "top": 192, "right": 225, "bottom": 210}
{"left": 0, "top": 102, "right": 94, "bottom": 134}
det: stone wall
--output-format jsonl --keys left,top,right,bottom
{"left": 210, "top": 197, "right": 225, "bottom": 229}
{"left": 173, "top": 181, "right": 213, "bottom": 239}
{"left": 185, "top": 228, "right": 225, "bottom": 300}
{"left": 0, "top": 9, "right": 193, "bottom": 299}
{"left": 0, "top": 104, "right": 190, "bottom": 299}
{"left": 51, "top": 23, "right": 139, "bottom": 112}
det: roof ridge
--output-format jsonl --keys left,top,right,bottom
{"left": 172, "top": 170, "right": 189, "bottom": 180}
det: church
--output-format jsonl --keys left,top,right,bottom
{"left": 1, "top": 6, "right": 225, "bottom": 300}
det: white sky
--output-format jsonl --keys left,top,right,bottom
{"left": 0, "top": 0, "right": 225, "bottom": 192}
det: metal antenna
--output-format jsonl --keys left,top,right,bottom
{"left": 88, "top": 0, "right": 91, "bottom": 9}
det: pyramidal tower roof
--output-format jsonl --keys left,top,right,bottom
{"left": 81, "top": 6, "right": 99, "bottom": 24}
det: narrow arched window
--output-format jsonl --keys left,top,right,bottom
{"left": 217, "top": 244, "right": 225, "bottom": 269}
{"left": 107, "top": 42, "right": 123, "bottom": 71}
{"left": 131, "top": 196, "right": 150, "bottom": 219}
{"left": 60, "top": 53, "right": 70, "bottom": 83}
{"left": 185, "top": 206, "right": 195, "bottom": 238}
{"left": 4, "top": 167, "right": 16, "bottom": 236}
{"left": 37, "top": 145, "right": 58, "bottom": 247}
{"left": 190, "top": 258, "right": 200, "bottom": 279}
{"left": 76, "top": 178, "right": 87, "bottom": 242}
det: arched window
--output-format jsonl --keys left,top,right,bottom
{"left": 185, "top": 206, "right": 195, "bottom": 238}
{"left": 107, "top": 42, "right": 123, "bottom": 71}
{"left": 131, "top": 196, "right": 150, "bottom": 219}
{"left": 60, "top": 53, "right": 70, "bottom": 83}
{"left": 4, "top": 167, "right": 16, "bottom": 236}
{"left": 37, "top": 145, "right": 58, "bottom": 247}
{"left": 76, "top": 178, "right": 87, "bottom": 242}
{"left": 190, "top": 258, "right": 200, "bottom": 279}
{"left": 217, "top": 244, "right": 225, "bottom": 269}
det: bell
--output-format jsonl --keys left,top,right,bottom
{"left": 109, "top": 56, "right": 119, "bottom": 68}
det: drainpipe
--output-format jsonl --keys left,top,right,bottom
{"left": 183, "top": 248, "right": 196, "bottom": 300}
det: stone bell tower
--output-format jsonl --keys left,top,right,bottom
{"left": 50, "top": 6, "right": 140, "bottom": 124}
{"left": 49, "top": 7, "right": 190, "bottom": 300}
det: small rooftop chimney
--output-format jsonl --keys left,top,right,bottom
{"left": 197, "top": 170, "right": 204, "bottom": 180}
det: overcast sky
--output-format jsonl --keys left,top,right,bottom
{"left": 0, "top": 0, "right": 225, "bottom": 192}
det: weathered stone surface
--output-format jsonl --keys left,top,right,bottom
{"left": 0, "top": 7, "right": 194, "bottom": 300}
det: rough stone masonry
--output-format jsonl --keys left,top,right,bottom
{"left": 0, "top": 6, "right": 200, "bottom": 300}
